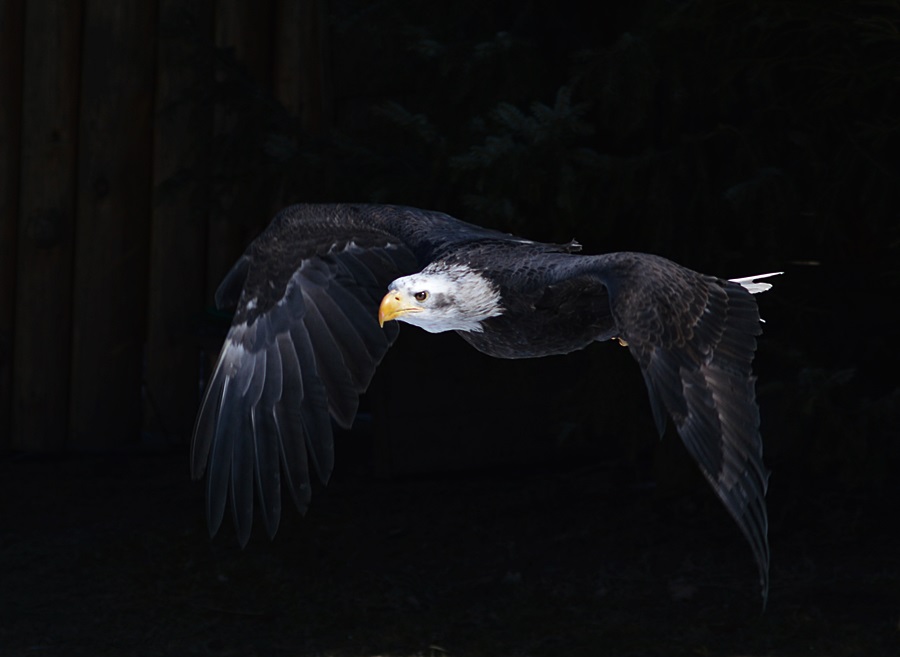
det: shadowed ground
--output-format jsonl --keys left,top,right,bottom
{"left": 1, "top": 445, "right": 898, "bottom": 657}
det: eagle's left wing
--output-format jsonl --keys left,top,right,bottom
{"left": 593, "top": 253, "right": 775, "bottom": 605}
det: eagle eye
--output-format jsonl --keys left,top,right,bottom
{"left": 414, "top": 291, "right": 429, "bottom": 302}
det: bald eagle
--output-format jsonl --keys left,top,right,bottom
{"left": 192, "top": 203, "right": 778, "bottom": 602}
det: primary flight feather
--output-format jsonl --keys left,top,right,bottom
{"left": 192, "top": 203, "right": 778, "bottom": 603}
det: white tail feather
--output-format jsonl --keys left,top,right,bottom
{"left": 729, "top": 271, "right": 782, "bottom": 295}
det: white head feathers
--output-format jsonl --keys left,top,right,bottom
{"left": 386, "top": 263, "right": 504, "bottom": 333}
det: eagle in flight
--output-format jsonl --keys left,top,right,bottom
{"left": 192, "top": 204, "right": 778, "bottom": 603}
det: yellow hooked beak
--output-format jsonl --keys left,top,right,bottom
{"left": 378, "top": 290, "right": 422, "bottom": 327}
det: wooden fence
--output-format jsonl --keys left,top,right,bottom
{"left": 0, "top": 0, "right": 331, "bottom": 452}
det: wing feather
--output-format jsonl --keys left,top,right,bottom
{"left": 208, "top": 373, "right": 236, "bottom": 536}
{"left": 252, "top": 344, "right": 282, "bottom": 538}
{"left": 287, "top": 317, "right": 335, "bottom": 483}
{"left": 273, "top": 331, "right": 314, "bottom": 513}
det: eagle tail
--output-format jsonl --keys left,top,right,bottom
{"left": 729, "top": 271, "right": 782, "bottom": 295}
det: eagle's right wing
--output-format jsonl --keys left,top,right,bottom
{"left": 192, "top": 204, "right": 491, "bottom": 546}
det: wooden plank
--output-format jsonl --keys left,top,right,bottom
{"left": 274, "top": 0, "right": 332, "bottom": 135}
{"left": 274, "top": 0, "right": 304, "bottom": 117}
{"left": 144, "top": 0, "right": 213, "bottom": 443}
{"left": 215, "top": 0, "right": 273, "bottom": 86}
{"left": 271, "top": 0, "right": 332, "bottom": 211}
{"left": 69, "top": 0, "right": 156, "bottom": 448}
{"left": 12, "top": 0, "right": 82, "bottom": 451}
{"left": 206, "top": 0, "right": 274, "bottom": 305}
{"left": 0, "top": 0, "right": 25, "bottom": 450}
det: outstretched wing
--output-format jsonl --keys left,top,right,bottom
{"left": 595, "top": 252, "right": 772, "bottom": 604}
{"left": 192, "top": 204, "right": 497, "bottom": 546}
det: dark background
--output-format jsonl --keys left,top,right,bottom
{"left": 1, "top": 1, "right": 898, "bottom": 655}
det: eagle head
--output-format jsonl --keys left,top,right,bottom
{"left": 378, "top": 263, "right": 503, "bottom": 333}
